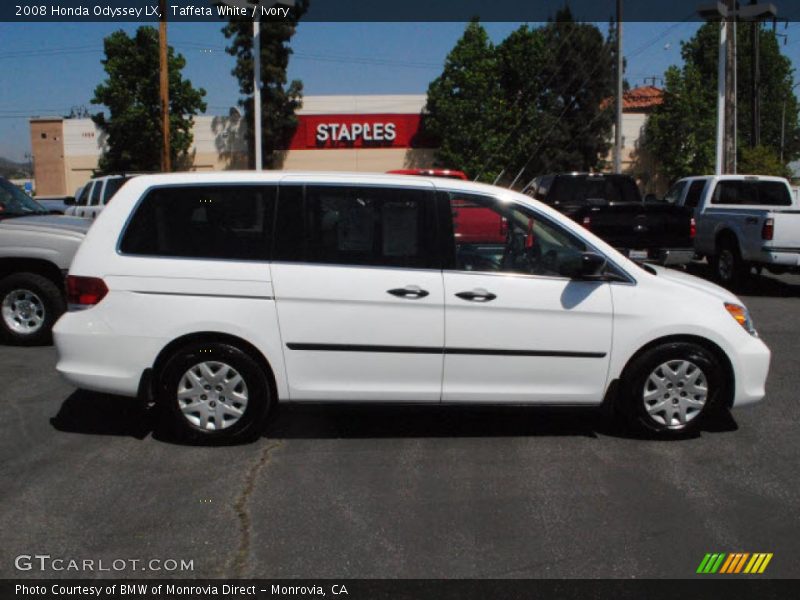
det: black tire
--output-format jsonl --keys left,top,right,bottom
{"left": 619, "top": 342, "right": 725, "bottom": 439}
{"left": 0, "top": 272, "right": 65, "bottom": 346}
{"left": 156, "top": 341, "right": 273, "bottom": 445}
{"left": 711, "top": 239, "right": 747, "bottom": 289}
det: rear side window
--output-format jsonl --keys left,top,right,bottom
{"left": 711, "top": 180, "right": 792, "bottom": 206}
{"left": 119, "top": 185, "right": 276, "bottom": 260}
{"left": 102, "top": 177, "right": 130, "bottom": 204}
{"left": 89, "top": 181, "right": 103, "bottom": 206}
{"left": 685, "top": 180, "right": 706, "bottom": 208}
{"left": 274, "top": 185, "right": 437, "bottom": 269}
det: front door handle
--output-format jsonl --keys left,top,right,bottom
{"left": 387, "top": 286, "right": 429, "bottom": 299}
{"left": 455, "top": 289, "right": 497, "bottom": 302}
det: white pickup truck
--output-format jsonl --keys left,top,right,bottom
{"left": 664, "top": 175, "right": 800, "bottom": 287}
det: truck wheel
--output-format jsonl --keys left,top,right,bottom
{"left": 711, "top": 240, "right": 746, "bottom": 289}
{"left": 0, "top": 273, "right": 65, "bottom": 346}
{"left": 619, "top": 341, "right": 724, "bottom": 439}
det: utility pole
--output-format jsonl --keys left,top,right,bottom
{"left": 751, "top": 13, "right": 761, "bottom": 147}
{"left": 724, "top": 0, "right": 736, "bottom": 174}
{"left": 613, "top": 0, "right": 623, "bottom": 175}
{"left": 253, "top": 15, "right": 263, "bottom": 171}
{"left": 159, "top": 0, "right": 171, "bottom": 172}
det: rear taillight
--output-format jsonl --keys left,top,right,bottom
{"left": 690, "top": 217, "right": 697, "bottom": 240}
{"left": 582, "top": 216, "right": 591, "bottom": 230}
{"left": 67, "top": 276, "right": 108, "bottom": 307}
{"left": 762, "top": 218, "right": 774, "bottom": 241}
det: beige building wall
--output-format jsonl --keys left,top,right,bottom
{"left": 282, "top": 148, "right": 433, "bottom": 172}
{"left": 29, "top": 119, "right": 66, "bottom": 197}
{"left": 31, "top": 115, "right": 248, "bottom": 196}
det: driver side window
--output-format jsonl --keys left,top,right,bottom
{"left": 446, "top": 192, "right": 587, "bottom": 277}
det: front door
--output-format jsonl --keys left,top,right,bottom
{"left": 439, "top": 191, "right": 613, "bottom": 404}
{"left": 271, "top": 183, "right": 444, "bottom": 402}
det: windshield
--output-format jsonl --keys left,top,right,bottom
{"left": 0, "top": 178, "right": 48, "bottom": 217}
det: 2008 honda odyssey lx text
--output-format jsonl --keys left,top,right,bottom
{"left": 53, "top": 173, "right": 771, "bottom": 443}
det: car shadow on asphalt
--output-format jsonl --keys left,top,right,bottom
{"left": 50, "top": 390, "right": 156, "bottom": 440}
{"left": 49, "top": 390, "right": 739, "bottom": 444}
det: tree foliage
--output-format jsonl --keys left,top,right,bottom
{"left": 739, "top": 145, "right": 791, "bottom": 178}
{"left": 92, "top": 27, "right": 207, "bottom": 173}
{"left": 421, "top": 12, "right": 615, "bottom": 186}
{"left": 644, "top": 22, "right": 800, "bottom": 182}
{"left": 222, "top": 1, "right": 308, "bottom": 169}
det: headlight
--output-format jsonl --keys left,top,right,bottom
{"left": 725, "top": 303, "right": 757, "bottom": 336}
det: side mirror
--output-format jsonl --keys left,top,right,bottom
{"left": 63, "top": 196, "right": 76, "bottom": 206}
{"left": 558, "top": 252, "right": 608, "bottom": 279}
{"left": 644, "top": 193, "right": 659, "bottom": 203}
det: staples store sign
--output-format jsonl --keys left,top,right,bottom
{"left": 289, "top": 114, "right": 422, "bottom": 150}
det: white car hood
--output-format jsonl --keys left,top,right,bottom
{"left": 649, "top": 265, "right": 741, "bottom": 305}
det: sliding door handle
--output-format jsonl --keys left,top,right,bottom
{"left": 388, "top": 286, "right": 430, "bottom": 299}
{"left": 455, "top": 290, "right": 497, "bottom": 302}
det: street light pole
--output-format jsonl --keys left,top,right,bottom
{"left": 159, "top": 0, "right": 171, "bottom": 172}
{"left": 613, "top": 0, "right": 623, "bottom": 175}
{"left": 253, "top": 16, "right": 263, "bottom": 171}
{"left": 716, "top": 18, "right": 726, "bottom": 175}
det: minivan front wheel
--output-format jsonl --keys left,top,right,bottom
{"left": 620, "top": 342, "right": 724, "bottom": 438}
{"left": 157, "top": 342, "right": 273, "bottom": 444}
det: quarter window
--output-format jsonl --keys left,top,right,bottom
{"left": 445, "top": 192, "right": 587, "bottom": 277}
{"left": 119, "top": 185, "right": 276, "bottom": 260}
{"left": 663, "top": 181, "right": 687, "bottom": 205}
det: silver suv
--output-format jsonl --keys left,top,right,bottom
{"left": 0, "top": 177, "right": 89, "bottom": 345}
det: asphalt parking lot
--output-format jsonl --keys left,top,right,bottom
{"left": 1, "top": 268, "right": 799, "bottom": 580}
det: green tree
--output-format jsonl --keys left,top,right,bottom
{"left": 508, "top": 11, "right": 614, "bottom": 185}
{"left": 421, "top": 20, "right": 506, "bottom": 181}
{"left": 421, "top": 13, "right": 614, "bottom": 185}
{"left": 644, "top": 22, "right": 800, "bottom": 182}
{"left": 222, "top": 1, "right": 308, "bottom": 169}
{"left": 738, "top": 145, "right": 791, "bottom": 178}
{"left": 92, "top": 27, "right": 207, "bottom": 173}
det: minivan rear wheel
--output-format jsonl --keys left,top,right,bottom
{"left": 619, "top": 342, "right": 724, "bottom": 438}
{"left": 157, "top": 342, "right": 273, "bottom": 444}
{"left": 0, "top": 272, "right": 65, "bottom": 346}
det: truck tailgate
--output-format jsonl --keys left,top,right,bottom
{"left": 579, "top": 203, "right": 694, "bottom": 250}
{"left": 767, "top": 209, "right": 800, "bottom": 251}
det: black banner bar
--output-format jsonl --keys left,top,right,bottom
{"left": 3, "top": 579, "right": 800, "bottom": 600}
{"left": 4, "top": 0, "right": 800, "bottom": 23}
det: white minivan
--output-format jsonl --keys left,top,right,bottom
{"left": 53, "top": 173, "right": 770, "bottom": 443}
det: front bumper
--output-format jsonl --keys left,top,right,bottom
{"left": 730, "top": 334, "right": 771, "bottom": 407}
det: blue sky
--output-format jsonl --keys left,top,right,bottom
{"left": 2, "top": 20, "right": 800, "bottom": 161}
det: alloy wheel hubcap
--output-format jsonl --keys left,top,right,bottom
{"left": 1, "top": 289, "right": 45, "bottom": 334}
{"left": 177, "top": 361, "right": 249, "bottom": 431}
{"left": 643, "top": 360, "right": 708, "bottom": 428}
